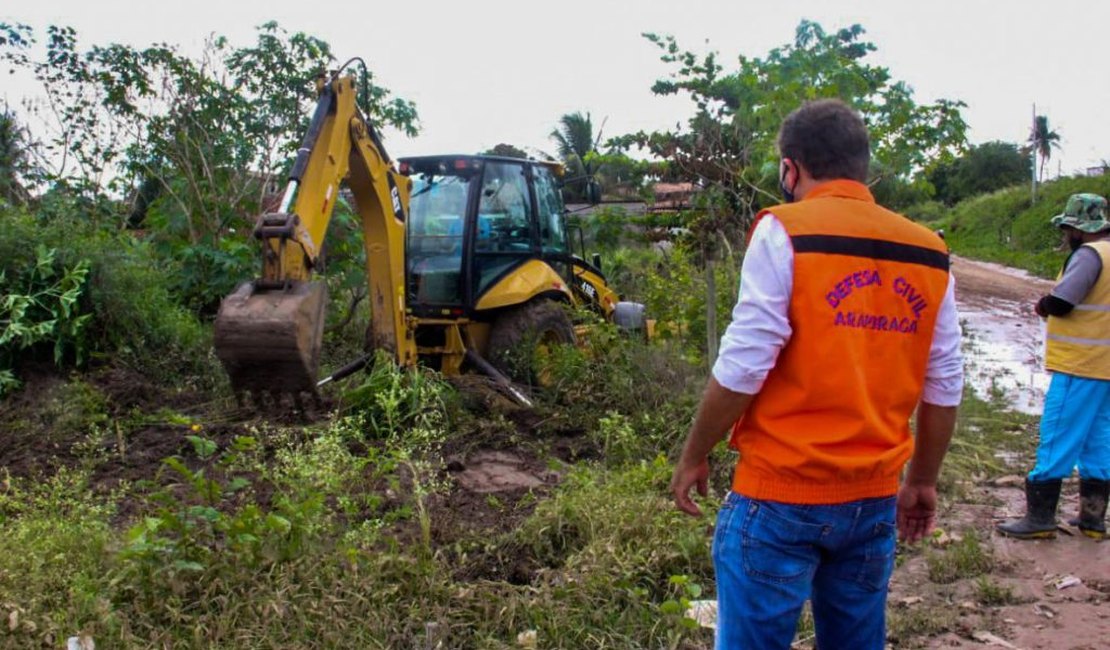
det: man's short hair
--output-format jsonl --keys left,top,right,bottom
{"left": 778, "top": 99, "right": 871, "bottom": 182}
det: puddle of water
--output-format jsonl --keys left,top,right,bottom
{"left": 959, "top": 296, "right": 1048, "bottom": 415}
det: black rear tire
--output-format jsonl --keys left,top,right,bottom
{"left": 486, "top": 300, "right": 576, "bottom": 384}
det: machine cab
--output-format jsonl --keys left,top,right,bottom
{"left": 399, "top": 155, "right": 571, "bottom": 315}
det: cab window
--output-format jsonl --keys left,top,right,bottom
{"left": 473, "top": 161, "right": 534, "bottom": 295}
{"left": 405, "top": 173, "right": 470, "bottom": 304}
{"left": 534, "top": 165, "right": 567, "bottom": 253}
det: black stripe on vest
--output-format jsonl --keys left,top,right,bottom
{"left": 790, "top": 235, "right": 950, "bottom": 271}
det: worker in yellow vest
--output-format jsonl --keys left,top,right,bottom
{"left": 670, "top": 99, "right": 962, "bottom": 649}
{"left": 998, "top": 193, "right": 1110, "bottom": 540}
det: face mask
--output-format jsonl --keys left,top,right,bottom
{"left": 779, "top": 160, "right": 797, "bottom": 203}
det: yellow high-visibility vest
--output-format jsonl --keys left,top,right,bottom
{"left": 1046, "top": 240, "right": 1110, "bottom": 380}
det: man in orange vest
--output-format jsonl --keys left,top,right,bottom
{"left": 670, "top": 99, "right": 962, "bottom": 649}
{"left": 997, "top": 194, "right": 1110, "bottom": 540}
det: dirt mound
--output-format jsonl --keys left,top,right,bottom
{"left": 449, "top": 450, "right": 551, "bottom": 493}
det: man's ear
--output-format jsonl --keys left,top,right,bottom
{"left": 790, "top": 158, "right": 813, "bottom": 184}
{"left": 780, "top": 158, "right": 797, "bottom": 186}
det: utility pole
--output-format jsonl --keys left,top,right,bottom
{"left": 706, "top": 257, "right": 717, "bottom": 368}
{"left": 1031, "top": 103, "right": 1038, "bottom": 203}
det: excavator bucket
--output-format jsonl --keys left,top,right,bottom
{"left": 214, "top": 281, "right": 328, "bottom": 397}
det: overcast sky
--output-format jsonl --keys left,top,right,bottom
{"left": 5, "top": 0, "right": 1109, "bottom": 175}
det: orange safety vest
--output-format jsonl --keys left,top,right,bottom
{"left": 730, "top": 180, "right": 951, "bottom": 504}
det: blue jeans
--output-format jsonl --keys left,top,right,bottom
{"left": 712, "top": 492, "right": 897, "bottom": 649}
{"left": 1029, "top": 372, "right": 1110, "bottom": 481}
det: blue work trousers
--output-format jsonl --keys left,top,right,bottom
{"left": 712, "top": 492, "right": 896, "bottom": 650}
{"left": 1029, "top": 372, "right": 1110, "bottom": 482}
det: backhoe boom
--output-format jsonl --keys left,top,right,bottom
{"left": 214, "top": 74, "right": 415, "bottom": 397}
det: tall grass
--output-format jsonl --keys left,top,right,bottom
{"left": 940, "top": 175, "right": 1110, "bottom": 277}
{"left": 0, "top": 209, "right": 215, "bottom": 384}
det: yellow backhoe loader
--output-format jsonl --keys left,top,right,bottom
{"left": 213, "top": 69, "right": 646, "bottom": 403}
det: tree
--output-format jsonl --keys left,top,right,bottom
{"left": 928, "top": 140, "right": 1032, "bottom": 205}
{"left": 616, "top": 21, "right": 969, "bottom": 364}
{"left": 590, "top": 150, "right": 657, "bottom": 199}
{"left": 0, "top": 106, "right": 33, "bottom": 205}
{"left": 482, "top": 143, "right": 529, "bottom": 159}
{"left": 619, "top": 21, "right": 968, "bottom": 236}
{"left": 550, "top": 111, "right": 604, "bottom": 201}
{"left": 1, "top": 23, "right": 419, "bottom": 312}
{"left": 1029, "top": 114, "right": 1061, "bottom": 184}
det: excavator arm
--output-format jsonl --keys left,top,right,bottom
{"left": 214, "top": 74, "right": 415, "bottom": 398}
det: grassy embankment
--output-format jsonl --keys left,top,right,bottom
{"left": 921, "top": 174, "right": 1110, "bottom": 278}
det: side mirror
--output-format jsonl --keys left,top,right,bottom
{"left": 592, "top": 253, "right": 603, "bottom": 270}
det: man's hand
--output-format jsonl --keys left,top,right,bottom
{"left": 1034, "top": 297, "right": 1048, "bottom": 319}
{"left": 670, "top": 378, "right": 754, "bottom": 517}
{"left": 900, "top": 403, "right": 956, "bottom": 543}
{"left": 671, "top": 457, "right": 710, "bottom": 517}
{"left": 896, "top": 482, "right": 938, "bottom": 543}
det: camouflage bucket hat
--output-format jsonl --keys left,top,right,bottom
{"left": 1051, "top": 193, "right": 1110, "bottom": 233}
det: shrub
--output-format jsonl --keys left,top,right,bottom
{"left": 0, "top": 245, "right": 91, "bottom": 392}
{"left": 0, "top": 209, "right": 214, "bottom": 385}
{"left": 902, "top": 200, "right": 948, "bottom": 225}
{"left": 339, "top": 355, "right": 452, "bottom": 449}
{"left": 538, "top": 319, "right": 702, "bottom": 464}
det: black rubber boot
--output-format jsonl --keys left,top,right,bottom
{"left": 1066, "top": 478, "right": 1109, "bottom": 540}
{"left": 997, "top": 479, "right": 1061, "bottom": 540}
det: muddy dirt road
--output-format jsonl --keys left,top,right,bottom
{"left": 906, "top": 257, "right": 1110, "bottom": 650}
{"left": 952, "top": 256, "right": 1054, "bottom": 307}
{"left": 952, "top": 256, "right": 1055, "bottom": 415}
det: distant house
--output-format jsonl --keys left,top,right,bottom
{"left": 1086, "top": 166, "right": 1108, "bottom": 178}
{"left": 651, "top": 182, "right": 696, "bottom": 211}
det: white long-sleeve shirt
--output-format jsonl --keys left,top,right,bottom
{"left": 711, "top": 214, "right": 964, "bottom": 406}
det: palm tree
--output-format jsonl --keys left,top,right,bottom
{"left": 550, "top": 112, "right": 597, "bottom": 167}
{"left": 1029, "top": 114, "right": 1061, "bottom": 184}
{"left": 550, "top": 112, "right": 606, "bottom": 201}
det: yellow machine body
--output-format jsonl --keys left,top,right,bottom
{"left": 214, "top": 73, "right": 636, "bottom": 397}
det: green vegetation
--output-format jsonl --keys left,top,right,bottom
{"left": 0, "top": 211, "right": 213, "bottom": 388}
{"left": 928, "top": 141, "right": 1032, "bottom": 206}
{"left": 925, "top": 530, "right": 994, "bottom": 584}
{"left": 887, "top": 603, "right": 959, "bottom": 644}
{"left": 1, "top": 21, "right": 416, "bottom": 314}
{"left": 619, "top": 20, "right": 968, "bottom": 237}
{"left": 0, "top": 470, "right": 116, "bottom": 643}
{"left": 0, "top": 14, "right": 1085, "bottom": 649}
{"left": 939, "top": 386, "right": 1038, "bottom": 491}
{"left": 975, "top": 576, "right": 1021, "bottom": 607}
{"left": 0, "top": 245, "right": 89, "bottom": 392}
{"left": 939, "top": 174, "right": 1110, "bottom": 277}
{"left": 1030, "top": 115, "right": 1062, "bottom": 187}
{"left": 0, "top": 336, "right": 721, "bottom": 648}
